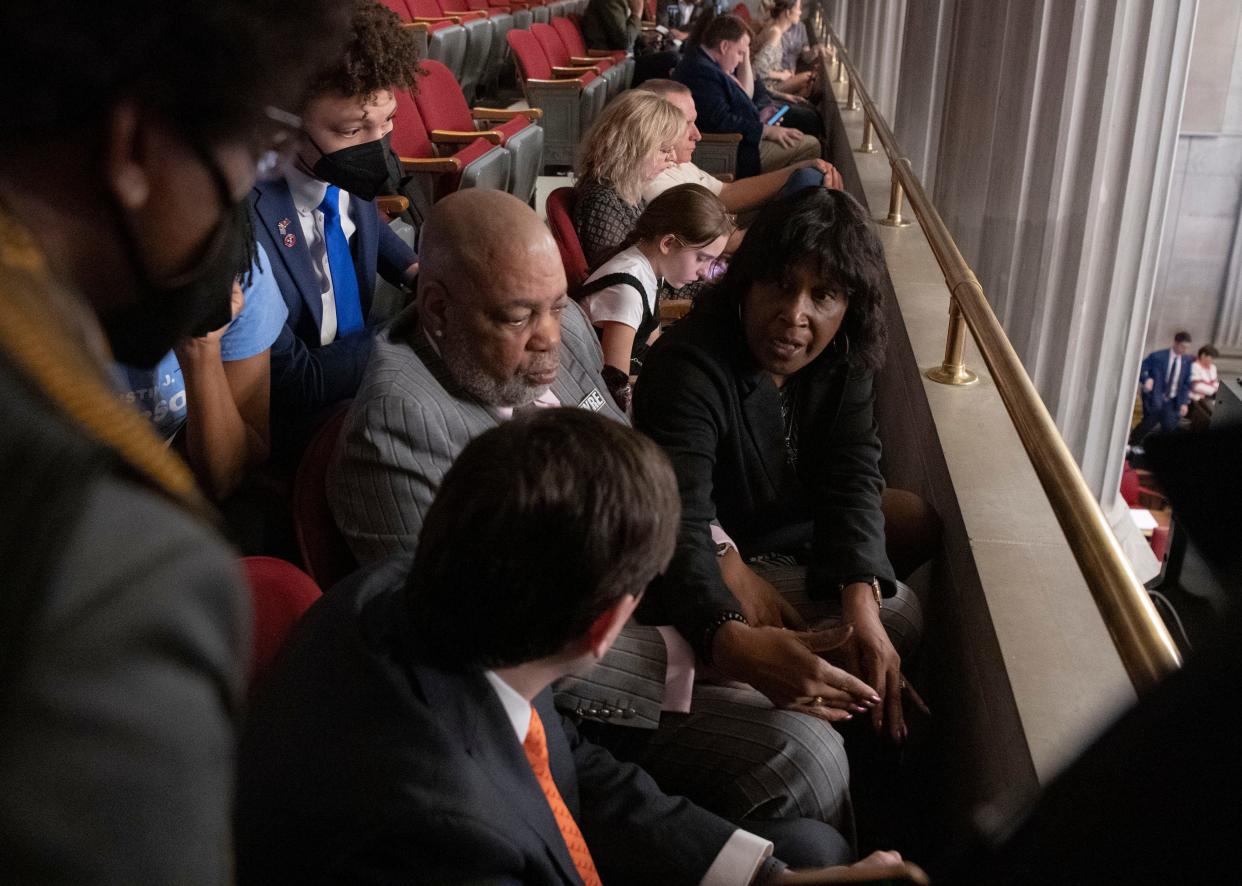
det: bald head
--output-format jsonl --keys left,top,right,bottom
{"left": 417, "top": 189, "right": 570, "bottom": 408}
{"left": 420, "top": 189, "right": 561, "bottom": 295}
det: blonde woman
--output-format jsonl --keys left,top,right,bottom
{"left": 573, "top": 90, "right": 684, "bottom": 268}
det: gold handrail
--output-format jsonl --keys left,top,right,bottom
{"left": 815, "top": 19, "right": 1182, "bottom": 691}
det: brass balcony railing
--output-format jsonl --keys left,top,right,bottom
{"left": 811, "top": 17, "right": 1182, "bottom": 692}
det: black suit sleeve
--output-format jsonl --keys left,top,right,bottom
{"left": 376, "top": 222, "right": 417, "bottom": 288}
{"left": 805, "top": 367, "right": 894, "bottom": 595}
{"left": 346, "top": 812, "right": 526, "bottom": 886}
{"left": 268, "top": 323, "right": 375, "bottom": 424}
{"left": 563, "top": 713, "right": 735, "bottom": 884}
{"left": 632, "top": 342, "right": 743, "bottom": 651}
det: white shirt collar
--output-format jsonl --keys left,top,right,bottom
{"left": 284, "top": 162, "right": 330, "bottom": 216}
{"left": 483, "top": 670, "right": 532, "bottom": 742}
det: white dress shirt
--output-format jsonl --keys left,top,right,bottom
{"left": 285, "top": 164, "right": 357, "bottom": 346}
{"left": 483, "top": 671, "right": 774, "bottom": 886}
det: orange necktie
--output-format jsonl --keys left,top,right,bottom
{"left": 523, "top": 707, "right": 604, "bottom": 886}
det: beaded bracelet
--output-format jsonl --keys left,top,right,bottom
{"left": 700, "top": 610, "right": 750, "bottom": 666}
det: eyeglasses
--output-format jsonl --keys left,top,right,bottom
{"left": 253, "top": 106, "right": 305, "bottom": 179}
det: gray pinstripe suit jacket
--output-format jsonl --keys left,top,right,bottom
{"left": 326, "top": 300, "right": 668, "bottom": 728}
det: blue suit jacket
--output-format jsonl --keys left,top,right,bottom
{"left": 235, "top": 555, "right": 735, "bottom": 885}
{"left": 249, "top": 176, "right": 417, "bottom": 441}
{"left": 1139, "top": 348, "right": 1193, "bottom": 411}
{"left": 673, "top": 46, "right": 764, "bottom": 178}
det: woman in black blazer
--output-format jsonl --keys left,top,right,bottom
{"left": 634, "top": 187, "right": 935, "bottom": 744}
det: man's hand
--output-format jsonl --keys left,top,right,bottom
{"left": 1143, "top": 377, "right": 1155, "bottom": 392}
{"left": 1180, "top": 404, "right": 1189, "bottom": 417}
{"left": 711, "top": 621, "right": 879, "bottom": 722}
{"left": 836, "top": 583, "right": 907, "bottom": 743}
{"left": 779, "top": 850, "right": 930, "bottom": 885}
{"left": 796, "top": 159, "right": 843, "bottom": 190}
{"left": 763, "top": 125, "right": 803, "bottom": 148}
{"left": 718, "top": 548, "right": 805, "bottom": 629}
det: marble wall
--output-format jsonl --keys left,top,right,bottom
{"left": 1147, "top": 0, "right": 1242, "bottom": 354}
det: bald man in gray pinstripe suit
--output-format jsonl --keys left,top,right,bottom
{"left": 326, "top": 190, "right": 855, "bottom": 837}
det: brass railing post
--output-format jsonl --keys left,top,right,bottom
{"left": 823, "top": 13, "right": 1181, "bottom": 690}
{"left": 835, "top": 53, "right": 847, "bottom": 83}
{"left": 879, "top": 169, "right": 912, "bottom": 226}
{"left": 925, "top": 296, "right": 979, "bottom": 386}
{"left": 855, "top": 116, "right": 877, "bottom": 153}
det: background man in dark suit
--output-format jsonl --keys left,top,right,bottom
{"left": 1130, "top": 330, "right": 1194, "bottom": 449}
{"left": 672, "top": 15, "right": 819, "bottom": 178}
{"left": 238, "top": 410, "right": 921, "bottom": 884}
{"left": 251, "top": 0, "right": 420, "bottom": 451}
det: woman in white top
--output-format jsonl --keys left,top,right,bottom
{"left": 579, "top": 184, "right": 734, "bottom": 381}
{"left": 1189, "top": 344, "right": 1220, "bottom": 431}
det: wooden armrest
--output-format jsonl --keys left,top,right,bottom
{"left": 414, "top": 14, "right": 462, "bottom": 23}
{"left": 375, "top": 195, "right": 410, "bottom": 215}
{"left": 472, "top": 106, "right": 543, "bottom": 122}
{"left": 431, "top": 129, "right": 504, "bottom": 145}
{"left": 700, "top": 132, "right": 744, "bottom": 144}
{"left": 552, "top": 65, "right": 599, "bottom": 76}
{"left": 442, "top": 8, "right": 488, "bottom": 19}
{"left": 713, "top": 173, "right": 735, "bottom": 183}
{"left": 569, "top": 56, "right": 604, "bottom": 65}
{"left": 526, "top": 78, "right": 586, "bottom": 90}
{"left": 399, "top": 155, "right": 462, "bottom": 174}
{"left": 400, "top": 22, "right": 431, "bottom": 32}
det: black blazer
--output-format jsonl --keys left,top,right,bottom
{"left": 632, "top": 298, "right": 894, "bottom": 650}
{"left": 235, "top": 555, "right": 735, "bottom": 885}
{"left": 672, "top": 47, "right": 764, "bottom": 178}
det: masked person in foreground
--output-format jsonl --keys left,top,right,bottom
{"left": 0, "top": 0, "right": 346, "bottom": 880}
{"left": 251, "top": 0, "right": 421, "bottom": 453}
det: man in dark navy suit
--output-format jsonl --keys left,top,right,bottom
{"left": 1130, "top": 330, "right": 1194, "bottom": 449}
{"left": 236, "top": 410, "right": 922, "bottom": 885}
{"left": 672, "top": 14, "right": 819, "bottom": 179}
{"left": 251, "top": 0, "right": 420, "bottom": 450}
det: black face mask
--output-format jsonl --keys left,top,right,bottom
{"left": 100, "top": 150, "right": 246, "bottom": 369}
{"left": 309, "top": 131, "right": 403, "bottom": 201}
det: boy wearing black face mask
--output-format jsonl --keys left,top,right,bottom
{"left": 251, "top": 0, "right": 421, "bottom": 456}
{"left": 0, "top": 0, "right": 347, "bottom": 881}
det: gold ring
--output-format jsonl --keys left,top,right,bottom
{"left": 814, "top": 696, "right": 824, "bottom": 706}
{"left": 900, "top": 678, "right": 908, "bottom": 690}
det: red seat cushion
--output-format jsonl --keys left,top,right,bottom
{"left": 551, "top": 17, "right": 624, "bottom": 65}
{"left": 242, "top": 556, "right": 322, "bottom": 686}
{"left": 392, "top": 88, "right": 436, "bottom": 159}
{"left": 546, "top": 187, "right": 589, "bottom": 289}
{"left": 508, "top": 28, "right": 554, "bottom": 80}
{"left": 414, "top": 59, "right": 477, "bottom": 133}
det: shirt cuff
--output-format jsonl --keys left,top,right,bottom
{"left": 710, "top": 521, "right": 737, "bottom": 553}
{"left": 655, "top": 626, "right": 696, "bottom": 714}
{"left": 699, "top": 828, "right": 774, "bottom": 886}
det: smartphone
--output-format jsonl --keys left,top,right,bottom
{"left": 665, "top": 3, "right": 678, "bottom": 24}
{"left": 767, "top": 104, "right": 790, "bottom": 126}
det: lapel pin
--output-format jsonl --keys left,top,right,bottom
{"left": 284, "top": 232, "right": 297, "bottom": 248}
{"left": 277, "top": 217, "right": 291, "bottom": 234}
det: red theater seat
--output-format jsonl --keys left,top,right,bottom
{"left": 413, "top": 59, "right": 544, "bottom": 204}
{"left": 546, "top": 187, "right": 589, "bottom": 289}
{"left": 241, "top": 556, "right": 322, "bottom": 686}
{"left": 292, "top": 403, "right": 358, "bottom": 590}
{"left": 508, "top": 28, "right": 607, "bottom": 167}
